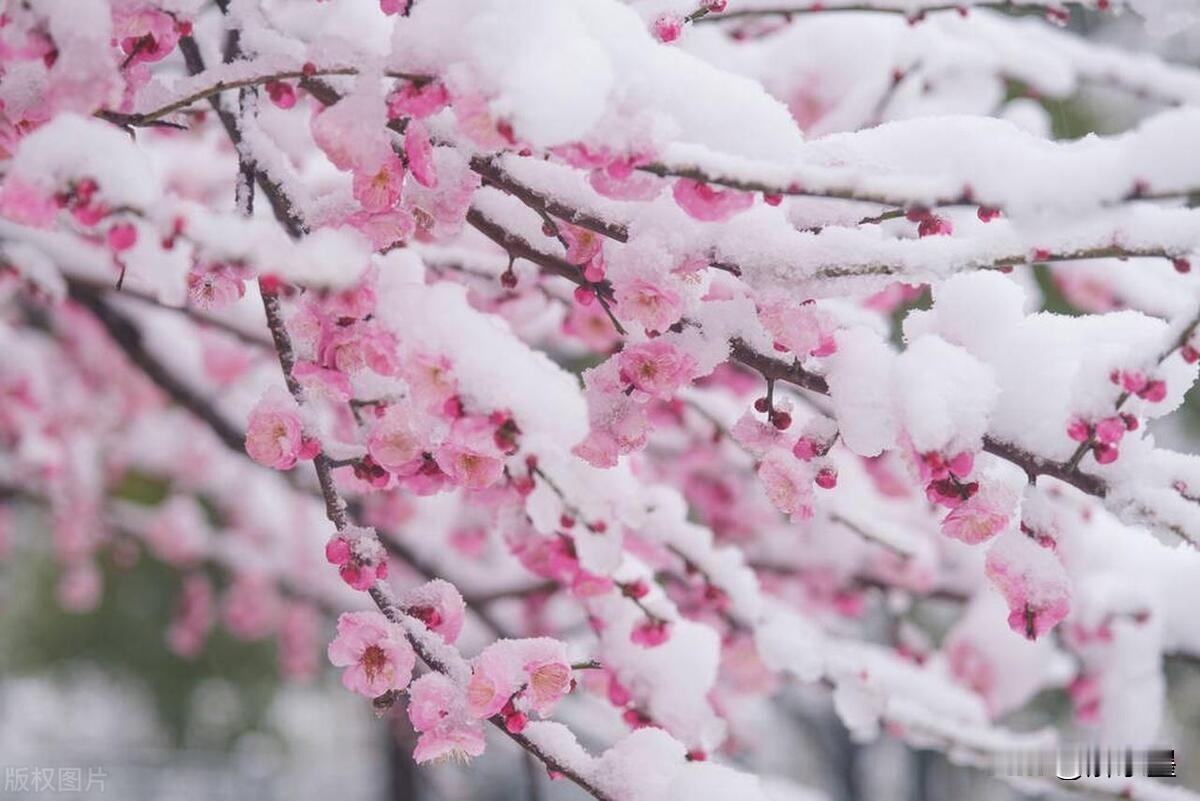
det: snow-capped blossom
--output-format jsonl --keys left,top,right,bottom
{"left": 368, "top": 406, "right": 426, "bottom": 476}
{"left": 353, "top": 154, "right": 406, "bottom": 212}
{"left": 311, "top": 95, "right": 390, "bottom": 174}
{"left": 617, "top": 341, "right": 697, "bottom": 399}
{"left": 387, "top": 81, "right": 450, "bottom": 120}
{"left": 631, "top": 617, "right": 672, "bottom": 647}
{"left": 408, "top": 673, "right": 486, "bottom": 763}
{"left": 984, "top": 531, "right": 1071, "bottom": 640}
{"left": 757, "top": 450, "right": 814, "bottom": 518}
{"left": 940, "top": 483, "right": 1017, "bottom": 544}
{"left": 404, "top": 122, "right": 438, "bottom": 188}
{"left": 434, "top": 416, "right": 506, "bottom": 490}
{"left": 244, "top": 389, "right": 317, "bottom": 470}
{"left": 293, "top": 361, "right": 353, "bottom": 403}
{"left": 466, "top": 638, "right": 573, "bottom": 718}
{"left": 327, "top": 611, "right": 416, "bottom": 698}
{"left": 326, "top": 528, "right": 389, "bottom": 590}
{"left": 0, "top": 179, "right": 58, "bottom": 226}
{"left": 614, "top": 277, "right": 684, "bottom": 333}
{"left": 672, "top": 179, "right": 754, "bottom": 222}
{"left": 401, "top": 579, "right": 466, "bottom": 645}
{"left": 187, "top": 263, "right": 247, "bottom": 310}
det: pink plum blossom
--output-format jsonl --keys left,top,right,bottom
{"left": 614, "top": 277, "right": 684, "bottom": 333}
{"left": 466, "top": 638, "right": 572, "bottom": 718}
{"left": 404, "top": 121, "right": 438, "bottom": 188}
{"left": 434, "top": 416, "right": 506, "bottom": 490}
{"left": 353, "top": 154, "right": 406, "bottom": 212}
{"left": 401, "top": 579, "right": 466, "bottom": 645}
{"left": 940, "top": 483, "right": 1016, "bottom": 545}
{"left": 327, "top": 610, "right": 416, "bottom": 698}
{"left": 244, "top": 389, "right": 317, "bottom": 470}
{"left": 617, "top": 341, "right": 697, "bottom": 399}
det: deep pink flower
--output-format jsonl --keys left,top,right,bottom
{"left": 672, "top": 178, "right": 754, "bottom": 222}
{"left": 327, "top": 610, "right": 415, "bottom": 698}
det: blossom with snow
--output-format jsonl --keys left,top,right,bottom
{"left": 327, "top": 611, "right": 416, "bottom": 698}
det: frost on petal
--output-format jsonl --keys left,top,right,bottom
{"left": 757, "top": 450, "right": 813, "bottom": 518}
{"left": 404, "top": 121, "right": 439, "bottom": 188}
{"left": 985, "top": 530, "right": 1071, "bottom": 640}
{"left": 408, "top": 673, "right": 486, "bottom": 763}
{"left": 940, "top": 481, "right": 1018, "bottom": 545}
{"left": 401, "top": 578, "right": 466, "bottom": 645}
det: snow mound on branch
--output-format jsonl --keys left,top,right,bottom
{"left": 391, "top": 0, "right": 805, "bottom": 158}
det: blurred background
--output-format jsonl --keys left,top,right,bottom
{"left": 4, "top": 4, "right": 1200, "bottom": 801}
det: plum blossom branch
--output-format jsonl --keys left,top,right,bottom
{"left": 688, "top": 0, "right": 1092, "bottom": 24}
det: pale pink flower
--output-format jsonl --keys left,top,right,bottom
{"left": 407, "top": 673, "right": 486, "bottom": 763}
{"left": 672, "top": 178, "right": 754, "bottom": 222}
{"left": 757, "top": 450, "right": 814, "bottom": 518}
{"left": 328, "top": 610, "right": 416, "bottom": 698}
{"left": 222, "top": 575, "right": 281, "bottom": 640}
{"left": 940, "top": 483, "right": 1016, "bottom": 545}
{"left": 560, "top": 222, "right": 603, "bottom": 266}
{"left": 758, "top": 300, "right": 834, "bottom": 357}
{"left": 614, "top": 278, "right": 684, "bottom": 333}
{"left": 944, "top": 637, "right": 995, "bottom": 706}
{"left": 434, "top": 416, "right": 506, "bottom": 490}
{"left": 187, "top": 263, "right": 247, "bottom": 310}
{"left": 404, "top": 121, "right": 438, "bottom": 188}
{"left": 368, "top": 406, "right": 426, "bottom": 476}
{"left": 401, "top": 578, "right": 466, "bottom": 645}
{"left": 353, "top": 154, "right": 406, "bottom": 212}
{"left": 466, "top": 638, "right": 572, "bottom": 718}
{"left": 0, "top": 179, "right": 58, "bottom": 226}
{"left": 293, "top": 361, "right": 353, "bottom": 403}
{"left": 346, "top": 208, "right": 416, "bottom": 250}
{"left": 244, "top": 389, "right": 315, "bottom": 470}
{"left": 617, "top": 341, "right": 697, "bottom": 398}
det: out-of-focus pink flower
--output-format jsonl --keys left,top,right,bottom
{"left": 631, "top": 618, "right": 672, "bottom": 647}
{"left": 353, "top": 154, "right": 406, "bottom": 212}
{"left": 328, "top": 610, "right": 416, "bottom": 698}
